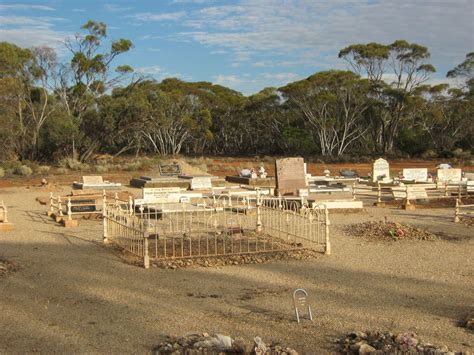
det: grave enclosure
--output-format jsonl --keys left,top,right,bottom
{"left": 103, "top": 193, "right": 331, "bottom": 268}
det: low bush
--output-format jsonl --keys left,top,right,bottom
{"left": 15, "top": 165, "right": 33, "bottom": 176}
{"left": 0, "top": 168, "right": 4, "bottom": 178}
{"left": 56, "top": 167, "right": 68, "bottom": 175}
{"left": 95, "top": 165, "right": 108, "bottom": 173}
{"left": 36, "top": 165, "right": 51, "bottom": 174}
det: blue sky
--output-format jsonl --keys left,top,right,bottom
{"left": 1, "top": 0, "right": 473, "bottom": 95}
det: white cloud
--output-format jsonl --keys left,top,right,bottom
{"left": 0, "top": 15, "right": 66, "bottom": 28}
{"left": 174, "top": 0, "right": 473, "bottom": 77}
{"left": 0, "top": 28, "right": 68, "bottom": 50}
{"left": 104, "top": 4, "right": 133, "bottom": 12}
{"left": 171, "top": 0, "right": 215, "bottom": 3}
{"left": 0, "top": 4, "right": 55, "bottom": 11}
{"left": 127, "top": 11, "right": 186, "bottom": 22}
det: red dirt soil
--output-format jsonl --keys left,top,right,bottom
{"left": 0, "top": 157, "right": 472, "bottom": 188}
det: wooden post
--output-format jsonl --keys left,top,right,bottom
{"left": 324, "top": 207, "right": 331, "bottom": 255}
{"left": 454, "top": 198, "right": 460, "bottom": 223}
{"left": 103, "top": 194, "right": 108, "bottom": 243}
{"left": 444, "top": 181, "right": 449, "bottom": 197}
{"left": 457, "top": 183, "right": 462, "bottom": 200}
{"left": 373, "top": 182, "right": 385, "bottom": 206}
{"left": 3, "top": 203, "right": 8, "bottom": 223}
{"left": 352, "top": 181, "right": 356, "bottom": 200}
{"left": 403, "top": 186, "right": 415, "bottom": 210}
{"left": 48, "top": 192, "right": 54, "bottom": 216}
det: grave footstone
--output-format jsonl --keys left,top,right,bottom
{"left": 372, "top": 158, "right": 390, "bottom": 182}
{"left": 275, "top": 157, "right": 306, "bottom": 196}
{"left": 179, "top": 175, "right": 213, "bottom": 190}
{"left": 402, "top": 168, "right": 428, "bottom": 182}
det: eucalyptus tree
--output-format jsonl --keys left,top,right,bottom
{"left": 339, "top": 40, "right": 436, "bottom": 153}
{"left": 281, "top": 70, "right": 370, "bottom": 157}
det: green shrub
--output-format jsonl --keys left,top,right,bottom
{"left": 15, "top": 165, "right": 33, "bottom": 176}
{"left": 59, "top": 158, "right": 91, "bottom": 171}
{"left": 0, "top": 168, "right": 4, "bottom": 178}
{"left": 36, "top": 165, "right": 51, "bottom": 174}
{"left": 56, "top": 167, "right": 68, "bottom": 175}
{"left": 421, "top": 149, "right": 438, "bottom": 159}
{"left": 125, "top": 161, "right": 141, "bottom": 171}
{"left": 95, "top": 165, "right": 108, "bottom": 173}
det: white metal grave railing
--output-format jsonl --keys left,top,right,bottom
{"left": 48, "top": 191, "right": 132, "bottom": 224}
{"left": 352, "top": 181, "right": 468, "bottom": 205}
{"left": 454, "top": 198, "right": 474, "bottom": 223}
{"left": 102, "top": 193, "right": 330, "bottom": 268}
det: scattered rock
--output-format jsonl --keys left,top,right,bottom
{"left": 153, "top": 334, "right": 299, "bottom": 354}
{"left": 345, "top": 221, "right": 437, "bottom": 241}
{"left": 0, "top": 258, "right": 18, "bottom": 278}
{"left": 462, "top": 311, "right": 474, "bottom": 330}
{"left": 151, "top": 249, "right": 320, "bottom": 270}
{"left": 336, "top": 330, "right": 459, "bottom": 354}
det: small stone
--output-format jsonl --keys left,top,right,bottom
{"left": 359, "top": 343, "right": 376, "bottom": 354}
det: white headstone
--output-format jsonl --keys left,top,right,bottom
{"left": 465, "top": 172, "right": 474, "bottom": 181}
{"left": 82, "top": 176, "right": 104, "bottom": 184}
{"left": 372, "top": 158, "right": 390, "bottom": 182}
{"left": 437, "top": 169, "right": 462, "bottom": 182}
{"left": 190, "top": 176, "right": 212, "bottom": 190}
{"left": 403, "top": 168, "right": 428, "bottom": 182}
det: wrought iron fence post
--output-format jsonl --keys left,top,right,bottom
{"left": 324, "top": 207, "right": 331, "bottom": 255}
{"left": 143, "top": 220, "right": 150, "bottom": 269}
{"left": 256, "top": 189, "right": 262, "bottom": 232}
{"left": 102, "top": 194, "right": 108, "bottom": 243}
{"left": 67, "top": 197, "right": 72, "bottom": 221}
{"left": 352, "top": 181, "right": 356, "bottom": 200}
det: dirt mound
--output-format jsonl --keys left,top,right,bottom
{"left": 346, "top": 221, "right": 437, "bottom": 241}
{"left": 164, "top": 159, "right": 211, "bottom": 176}
{"left": 151, "top": 249, "right": 320, "bottom": 269}
{"left": 153, "top": 333, "right": 298, "bottom": 354}
{"left": 336, "top": 330, "right": 456, "bottom": 354}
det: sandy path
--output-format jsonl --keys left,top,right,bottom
{"left": 0, "top": 187, "right": 473, "bottom": 353}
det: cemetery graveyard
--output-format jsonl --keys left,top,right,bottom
{"left": 0, "top": 157, "right": 473, "bottom": 353}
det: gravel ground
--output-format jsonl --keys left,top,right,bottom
{"left": 0, "top": 186, "right": 473, "bottom": 354}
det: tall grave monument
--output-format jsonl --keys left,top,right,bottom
{"left": 275, "top": 157, "right": 307, "bottom": 196}
{"left": 372, "top": 158, "right": 390, "bottom": 182}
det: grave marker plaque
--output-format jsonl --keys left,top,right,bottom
{"left": 159, "top": 163, "right": 181, "bottom": 176}
{"left": 275, "top": 157, "right": 306, "bottom": 196}
{"left": 403, "top": 168, "right": 428, "bottom": 182}
{"left": 142, "top": 187, "right": 181, "bottom": 203}
{"left": 70, "top": 199, "right": 97, "bottom": 212}
{"left": 437, "top": 168, "right": 462, "bottom": 182}
{"left": 372, "top": 158, "right": 390, "bottom": 182}
{"left": 293, "top": 289, "right": 313, "bottom": 323}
